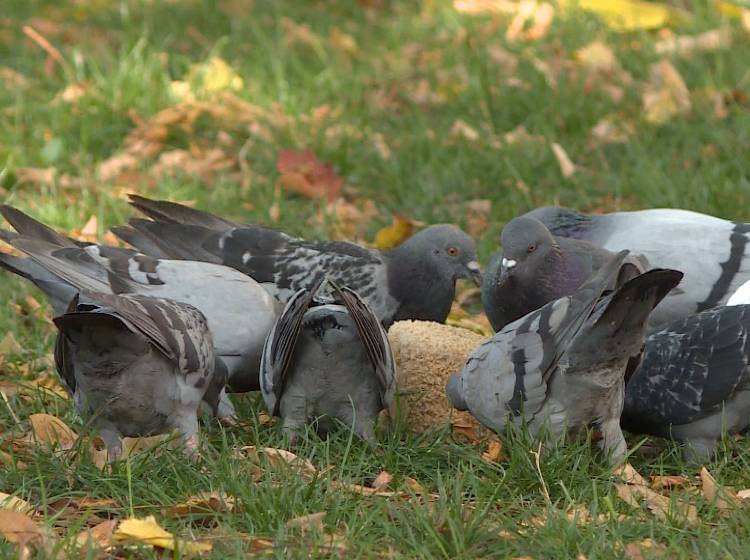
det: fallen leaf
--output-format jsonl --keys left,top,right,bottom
{"left": 171, "top": 57, "right": 244, "bottom": 101}
{"left": 29, "top": 413, "right": 77, "bottom": 451}
{"left": 503, "top": 125, "right": 544, "bottom": 145}
{"left": 403, "top": 476, "right": 425, "bottom": 494}
{"left": 575, "top": 41, "right": 619, "bottom": 73}
{"left": 76, "top": 519, "right": 118, "bottom": 551}
{"left": 0, "top": 493, "right": 34, "bottom": 514}
{"left": 55, "top": 81, "right": 90, "bottom": 104}
{"left": 0, "top": 67, "right": 30, "bottom": 88}
{"left": 655, "top": 28, "right": 731, "bottom": 57}
{"left": 650, "top": 475, "right": 689, "bottom": 490}
{"left": 623, "top": 538, "right": 666, "bottom": 560}
{"left": 506, "top": 1, "right": 555, "bottom": 42}
{"left": 276, "top": 149, "right": 343, "bottom": 202}
{"left": 372, "top": 133, "right": 391, "bottom": 160}
{"left": 113, "top": 515, "right": 211, "bottom": 553}
{"left": 615, "top": 483, "right": 698, "bottom": 525}
{"left": 737, "top": 488, "right": 750, "bottom": 500}
{"left": 591, "top": 116, "right": 634, "bottom": 144}
{"left": 240, "top": 446, "right": 318, "bottom": 479}
{"left": 372, "top": 215, "right": 417, "bottom": 250}
{"left": 286, "top": 511, "right": 325, "bottom": 532}
{"left": 164, "top": 492, "right": 235, "bottom": 517}
{"left": 560, "top": 0, "right": 687, "bottom": 32}
{"left": 465, "top": 199, "right": 492, "bottom": 238}
{"left": 551, "top": 143, "right": 576, "bottom": 178}
{"left": 481, "top": 439, "right": 504, "bottom": 463}
{"left": 0, "top": 332, "right": 22, "bottom": 358}
{"left": 330, "top": 28, "right": 358, "bottom": 56}
{"left": 371, "top": 471, "right": 393, "bottom": 491}
{"left": 642, "top": 60, "right": 691, "bottom": 125}
{"left": 449, "top": 119, "right": 480, "bottom": 143}
{"left": 281, "top": 17, "right": 322, "bottom": 49}
{"left": 336, "top": 482, "right": 400, "bottom": 497}
{"left": 614, "top": 463, "right": 648, "bottom": 486}
{"left": 700, "top": 467, "right": 738, "bottom": 512}
{"left": 0, "top": 509, "right": 45, "bottom": 547}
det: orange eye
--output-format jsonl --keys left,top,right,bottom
{"left": 447, "top": 247, "right": 459, "bottom": 256}
{"left": 527, "top": 244, "right": 536, "bottom": 253}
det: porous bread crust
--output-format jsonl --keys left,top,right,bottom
{"left": 388, "top": 320, "right": 489, "bottom": 437}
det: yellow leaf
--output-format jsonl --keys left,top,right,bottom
{"left": 372, "top": 216, "right": 417, "bottom": 250}
{"left": 0, "top": 493, "right": 34, "bottom": 514}
{"left": 560, "top": 0, "right": 688, "bottom": 32}
{"left": 642, "top": 60, "right": 691, "bottom": 124}
{"left": 551, "top": 142, "right": 576, "bottom": 178}
{"left": 173, "top": 57, "right": 244, "bottom": 101}
{"left": 29, "top": 413, "right": 78, "bottom": 450}
{"left": 113, "top": 515, "right": 211, "bottom": 553}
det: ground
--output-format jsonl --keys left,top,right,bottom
{"left": 1, "top": 0, "right": 750, "bottom": 558}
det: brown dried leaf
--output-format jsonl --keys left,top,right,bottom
{"left": 614, "top": 463, "right": 647, "bottom": 486}
{"left": 55, "top": 81, "right": 90, "bottom": 104}
{"left": 0, "top": 493, "right": 34, "bottom": 514}
{"left": 700, "top": 467, "right": 738, "bottom": 512}
{"left": 465, "top": 199, "right": 491, "bottom": 238}
{"left": 650, "top": 475, "right": 689, "bottom": 490}
{"left": 371, "top": 471, "right": 393, "bottom": 491}
{"left": 403, "top": 476, "right": 425, "bottom": 495}
{"left": 551, "top": 143, "right": 576, "bottom": 178}
{"left": 0, "top": 332, "right": 22, "bottom": 357}
{"left": 642, "top": 60, "right": 691, "bottom": 125}
{"left": 277, "top": 149, "right": 343, "bottom": 202}
{"left": 75, "top": 519, "right": 118, "bottom": 551}
{"left": 240, "top": 446, "right": 318, "bottom": 479}
{"left": 481, "top": 439, "right": 504, "bottom": 463}
{"left": 372, "top": 215, "right": 417, "bottom": 250}
{"left": 449, "top": 119, "right": 480, "bottom": 143}
{"left": 591, "top": 116, "right": 634, "bottom": 145}
{"left": 506, "top": 1, "right": 555, "bottom": 42}
{"left": 615, "top": 483, "right": 697, "bottom": 525}
{"left": 164, "top": 492, "right": 235, "bottom": 518}
{"left": 15, "top": 167, "right": 56, "bottom": 186}
{"left": 286, "top": 511, "right": 325, "bottom": 532}
{"left": 29, "top": 413, "right": 77, "bottom": 451}
{"left": 0, "top": 509, "right": 45, "bottom": 547}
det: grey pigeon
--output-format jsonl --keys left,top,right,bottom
{"left": 482, "top": 216, "right": 647, "bottom": 331}
{"left": 523, "top": 206, "right": 750, "bottom": 330}
{"left": 0, "top": 206, "right": 276, "bottom": 395}
{"left": 54, "top": 291, "right": 217, "bottom": 460}
{"left": 260, "top": 279, "right": 395, "bottom": 446}
{"left": 112, "top": 195, "right": 482, "bottom": 326}
{"left": 622, "top": 304, "right": 750, "bottom": 461}
{"left": 447, "top": 252, "right": 682, "bottom": 463}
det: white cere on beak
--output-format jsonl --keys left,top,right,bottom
{"left": 501, "top": 258, "right": 517, "bottom": 269}
{"left": 466, "top": 260, "right": 481, "bottom": 273}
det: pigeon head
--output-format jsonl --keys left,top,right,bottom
{"left": 395, "top": 224, "right": 482, "bottom": 286}
{"left": 497, "top": 217, "right": 557, "bottom": 286}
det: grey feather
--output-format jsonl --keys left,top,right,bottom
{"left": 53, "top": 291, "right": 217, "bottom": 460}
{"left": 523, "top": 206, "right": 750, "bottom": 329}
{"left": 622, "top": 304, "right": 750, "bottom": 461}
{"left": 260, "top": 280, "right": 395, "bottom": 446}
{"left": 450, "top": 250, "right": 682, "bottom": 464}
{"left": 120, "top": 196, "right": 481, "bottom": 326}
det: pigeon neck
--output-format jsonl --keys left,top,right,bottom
{"left": 385, "top": 245, "right": 455, "bottom": 324}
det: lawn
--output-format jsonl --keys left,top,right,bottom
{"left": 2, "top": 0, "right": 750, "bottom": 557}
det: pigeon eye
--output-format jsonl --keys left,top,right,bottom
{"left": 527, "top": 244, "right": 536, "bottom": 253}
{"left": 447, "top": 247, "right": 459, "bottom": 256}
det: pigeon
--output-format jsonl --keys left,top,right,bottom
{"left": 622, "top": 304, "right": 750, "bottom": 461}
{"left": 482, "top": 216, "right": 647, "bottom": 331}
{"left": 727, "top": 279, "right": 750, "bottom": 306}
{"left": 0, "top": 206, "right": 277, "bottom": 395}
{"left": 522, "top": 206, "right": 750, "bottom": 330}
{"left": 260, "top": 279, "right": 395, "bottom": 446}
{"left": 112, "top": 195, "right": 482, "bottom": 326}
{"left": 447, "top": 251, "right": 683, "bottom": 463}
{"left": 54, "top": 290, "right": 218, "bottom": 460}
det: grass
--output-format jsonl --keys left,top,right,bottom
{"left": 1, "top": 0, "right": 750, "bottom": 557}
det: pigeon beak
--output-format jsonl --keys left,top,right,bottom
{"left": 497, "top": 257, "right": 517, "bottom": 286}
{"left": 464, "top": 260, "right": 483, "bottom": 286}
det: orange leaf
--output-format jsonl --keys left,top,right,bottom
{"left": 276, "top": 149, "right": 343, "bottom": 202}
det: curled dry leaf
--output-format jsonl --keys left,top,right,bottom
{"left": 650, "top": 475, "right": 689, "bottom": 490}
{"left": 164, "top": 492, "right": 236, "bottom": 518}
{"left": 371, "top": 471, "right": 393, "bottom": 491}
{"left": 29, "top": 413, "right": 77, "bottom": 451}
{"left": 240, "top": 446, "right": 318, "bottom": 479}
{"left": 276, "top": 149, "right": 343, "bottom": 202}
{"left": 481, "top": 439, "right": 504, "bottom": 463}
{"left": 700, "top": 467, "right": 739, "bottom": 512}
{"left": 113, "top": 515, "right": 212, "bottom": 554}
{"left": 75, "top": 519, "right": 118, "bottom": 551}
{"left": 286, "top": 511, "right": 326, "bottom": 532}
{"left": 372, "top": 215, "right": 417, "bottom": 250}
{"left": 551, "top": 143, "right": 576, "bottom": 178}
{"left": 0, "top": 493, "right": 34, "bottom": 514}
{"left": 642, "top": 60, "right": 691, "bottom": 125}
